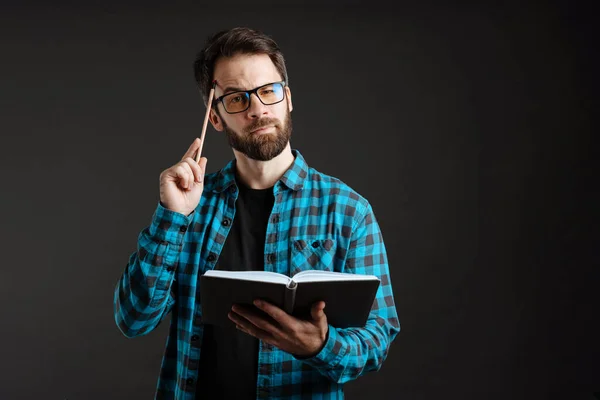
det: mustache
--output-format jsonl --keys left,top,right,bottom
{"left": 244, "top": 118, "right": 279, "bottom": 134}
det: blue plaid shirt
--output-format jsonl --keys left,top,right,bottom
{"left": 114, "top": 149, "right": 400, "bottom": 399}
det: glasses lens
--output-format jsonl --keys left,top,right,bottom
{"left": 221, "top": 83, "right": 285, "bottom": 113}
{"left": 223, "top": 92, "right": 250, "bottom": 113}
{"left": 257, "top": 83, "right": 284, "bottom": 105}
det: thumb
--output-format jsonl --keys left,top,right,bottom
{"left": 311, "top": 301, "right": 326, "bottom": 321}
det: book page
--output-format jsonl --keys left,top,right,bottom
{"left": 203, "top": 270, "right": 291, "bottom": 285}
{"left": 291, "top": 270, "right": 380, "bottom": 283}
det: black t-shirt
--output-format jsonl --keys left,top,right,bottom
{"left": 196, "top": 180, "right": 275, "bottom": 399}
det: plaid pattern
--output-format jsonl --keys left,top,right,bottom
{"left": 114, "top": 149, "right": 400, "bottom": 399}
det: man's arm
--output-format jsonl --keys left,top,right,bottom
{"left": 296, "top": 202, "right": 400, "bottom": 383}
{"left": 113, "top": 203, "right": 192, "bottom": 338}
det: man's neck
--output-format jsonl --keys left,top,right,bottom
{"left": 233, "top": 143, "right": 295, "bottom": 190}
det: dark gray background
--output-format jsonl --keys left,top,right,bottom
{"left": 0, "top": 1, "right": 597, "bottom": 399}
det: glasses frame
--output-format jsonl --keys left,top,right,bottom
{"left": 212, "top": 81, "right": 287, "bottom": 114}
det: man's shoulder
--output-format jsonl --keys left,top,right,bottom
{"left": 201, "top": 168, "right": 233, "bottom": 193}
{"left": 203, "top": 169, "right": 221, "bottom": 184}
{"left": 305, "top": 166, "right": 371, "bottom": 211}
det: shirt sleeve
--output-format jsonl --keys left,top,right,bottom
{"left": 113, "top": 202, "right": 194, "bottom": 338}
{"left": 294, "top": 202, "right": 400, "bottom": 383}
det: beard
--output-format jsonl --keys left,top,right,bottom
{"left": 222, "top": 106, "right": 292, "bottom": 161}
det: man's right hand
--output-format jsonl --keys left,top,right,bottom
{"left": 159, "top": 138, "right": 208, "bottom": 216}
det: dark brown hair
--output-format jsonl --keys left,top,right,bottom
{"left": 193, "top": 27, "right": 289, "bottom": 106}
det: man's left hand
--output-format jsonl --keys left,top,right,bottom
{"left": 229, "top": 300, "right": 328, "bottom": 358}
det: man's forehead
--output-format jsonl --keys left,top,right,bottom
{"left": 213, "top": 53, "right": 282, "bottom": 93}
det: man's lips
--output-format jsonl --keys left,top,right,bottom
{"left": 249, "top": 125, "right": 274, "bottom": 134}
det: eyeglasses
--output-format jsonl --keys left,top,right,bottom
{"left": 212, "top": 81, "right": 287, "bottom": 114}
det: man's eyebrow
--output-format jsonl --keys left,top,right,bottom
{"left": 222, "top": 85, "right": 246, "bottom": 94}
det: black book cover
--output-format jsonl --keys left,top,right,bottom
{"left": 199, "top": 273, "right": 380, "bottom": 328}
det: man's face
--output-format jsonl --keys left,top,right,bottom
{"left": 209, "top": 53, "right": 293, "bottom": 161}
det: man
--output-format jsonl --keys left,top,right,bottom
{"left": 114, "top": 26, "right": 400, "bottom": 399}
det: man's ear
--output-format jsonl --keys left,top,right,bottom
{"left": 209, "top": 109, "right": 224, "bottom": 132}
{"left": 286, "top": 86, "right": 293, "bottom": 112}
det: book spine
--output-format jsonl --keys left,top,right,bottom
{"left": 283, "top": 280, "right": 297, "bottom": 314}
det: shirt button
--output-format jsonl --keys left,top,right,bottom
{"left": 207, "top": 254, "right": 216, "bottom": 262}
{"left": 229, "top": 186, "right": 237, "bottom": 194}
{"left": 186, "top": 378, "right": 194, "bottom": 385}
{"left": 267, "top": 254, "right": 276, "bottom": 263}
{"left": 271, "top": 214, "right": 279, "bottom": 223}
{"left": 312, "top": 241, "right": 320, "bottom": 248}
{"left": 167, "top": 266, "right": 175, "bottom": 272}
{"left": 179, "top": 225, "right": 187, "bottom": 232}
{"left": 222, "top": 218, "right": 231, "bottom": 226}
{"left": 191, "top": 334, "right": 199, "bottom": 341}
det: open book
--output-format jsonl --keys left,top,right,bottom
{"left": 199, "top": 269, "right": 380, "bottom": 328}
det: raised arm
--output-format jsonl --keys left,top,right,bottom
{"left": 114, "top": 138, "right": 207, "bottom": 337}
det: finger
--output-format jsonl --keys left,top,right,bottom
{"left": 253, "top": 299, "right": 296, "bottom": 327}
{"left": 181, "top": 138, "right": 201, "bottom": 161}
{"left": 173, "top": 164, "right": 192, "bottom": 190}
{"left": 235, "top": 325, "right": 250, "bottom": 335}
{"left": 229, "top": 311, "right": 273, "bottom": 341}
{"left": 236, "top": 324, "right": 258, "bottom": 339}
{"left": 235, "top": 323, "right": 273, "bottom": 344}
{"left": 310, "top": 301, "right": 326, "bottom": 321}
{"left": 179, "top": 162, "right": 194, "bottom": 190}
{"left": 231, "top": 306, "right": 282, "bottom": 336}
{"left": 181, "top": 157, "right": 204, "bottom": 183}
{"left": 198, "top": 156, "right": 208, "bottom": 173}
{"left": 181, "top": 161, "right": 196, "bottom": 189}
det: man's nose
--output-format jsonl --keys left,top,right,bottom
{"left": 246, "top": 93, "right": 269, "bottom": 118}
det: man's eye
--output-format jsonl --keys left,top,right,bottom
{"left": 230, "top": 96, "right": 243, "bottom": 103}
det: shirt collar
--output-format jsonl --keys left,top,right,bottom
{"left": 207, "top": 149, "right": 309, "bottom": 193}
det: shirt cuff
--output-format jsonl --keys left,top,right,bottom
{"left": 148, "top": 202, "right": 194, "bottom": 245}
{"left": 293, "top": 325, "right": 347, "bottom": 368}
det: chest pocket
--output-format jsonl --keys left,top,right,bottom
{"left": 290, "top": 237, "right": 337, "bottom": 277}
